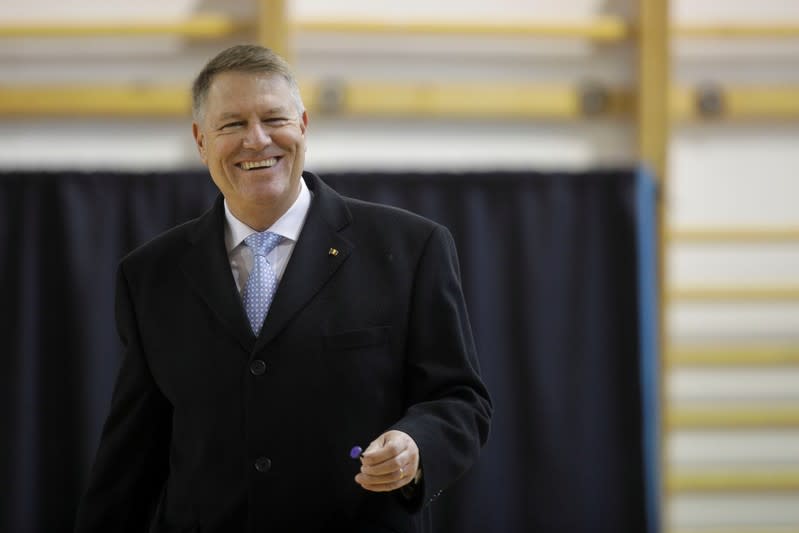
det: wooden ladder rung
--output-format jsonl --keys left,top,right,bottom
{"left": 668, "top": 406, "right": 799, "bottom": 429}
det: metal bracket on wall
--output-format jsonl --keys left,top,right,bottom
{"left": 579, "top": 81, "right": 610, "bottom": 116}
{"left": 316, "top": 79, "right": 346, "bottom": 115}
{"left": 696, "top": 83, "right": 724, "bottom": 118}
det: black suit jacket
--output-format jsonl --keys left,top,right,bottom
{"left": 75, "top": 172, "right": 491, "bottom": 533}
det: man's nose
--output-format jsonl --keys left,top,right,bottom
{"left": 242, "top": 123, "right": 272, "bottom": 150}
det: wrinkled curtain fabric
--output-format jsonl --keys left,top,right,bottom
{"left": 1, "top": 169, "right": 657, "bottom": 533}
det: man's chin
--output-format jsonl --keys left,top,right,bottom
{"left": 243, "top": 179, "right": 299, "bottom": 207}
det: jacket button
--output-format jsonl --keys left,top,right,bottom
{"left": 254, "top": 457, "right": 271, "bottom": 473}
{"left": 250, "top": 359, "right": 267, "bottom": 376}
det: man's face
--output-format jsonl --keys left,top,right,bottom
{"left": 192, "top": 71, "right": 308, "bottom": 225}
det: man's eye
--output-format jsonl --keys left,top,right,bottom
{"left": 264, "top": 118, "right": 288, "bottom": 125}
{"left": 221, "top": 121, "right": 243, "bottom": 129}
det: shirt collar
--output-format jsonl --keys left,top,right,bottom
{"left": 223, "top": 176, "right": 312, "bottom": 253}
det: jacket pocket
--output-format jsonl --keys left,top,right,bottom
{"left": 322, "top": 326, "right": 390, "bottom": 350}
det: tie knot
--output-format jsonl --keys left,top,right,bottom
{"left": 244, "top": 231, "right": 283, "bottom": 257}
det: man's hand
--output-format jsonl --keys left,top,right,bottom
{"left": 354, "top": 430, "right": 420, "bottom": 492}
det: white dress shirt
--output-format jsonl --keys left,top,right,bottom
{"left": 223, "top": 177, "right": 312, "bottom": 293}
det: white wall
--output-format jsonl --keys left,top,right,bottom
{"left": 0, "top": 0, "right": 638, "bottom": 171}
{"left": 669, "top": 2, "right": 799, "bottom": 531}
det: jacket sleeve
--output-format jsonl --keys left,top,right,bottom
{"left": 74, "top": 263, "right": 171, "bottom": 533}
{"left": 391, "top": 224, "right": 492, "bottom": 511}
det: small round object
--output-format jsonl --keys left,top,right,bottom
{"left": 349, "top": 446, "right": 363, "bottom": 459}
{"left": 399, "top": 466, "right": 404, "bottom": 477}
{"left": 250, "top": 359, "right": 267, "bottom": 376}
{"left": 254, "top": 456, "right": 271, "bottom": 473}
{"left": 579, "top": 81, "right": 608, "bottom": 116}
{"left": 696, "top": 84, "right": 724, "bottom": 118}
{"left": 318, "top": 79, "right": 345, "bottom": 115}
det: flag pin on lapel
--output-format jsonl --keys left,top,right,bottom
{"left": 328, "top": 247, "right": 339, "bottom": 256}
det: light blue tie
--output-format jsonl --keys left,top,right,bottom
{"left": 241, "top": 231, "right": 284, "bottom": 335}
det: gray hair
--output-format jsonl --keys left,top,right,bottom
{"left": 191, "top": 44, "right": 305, "bottom": 122}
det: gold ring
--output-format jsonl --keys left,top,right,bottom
{"left": 399, "top": 467, "right": 404, "bottom": 477}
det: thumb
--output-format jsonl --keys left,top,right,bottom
{"left": 363, "top": 432, "right": 388, "bottom": 457}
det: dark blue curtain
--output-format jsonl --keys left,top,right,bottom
{"left": 0, "top": 169, "right": 658, "bottom": 533}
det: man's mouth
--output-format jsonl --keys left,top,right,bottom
{"left": 238, "top": 157, "right": 279, "bottom": 170}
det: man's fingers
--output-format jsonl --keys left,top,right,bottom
{"left": 361, "top": 430, "right": 413, "bottom": 464}
{"left": 355, "top": 468, "right": 405, "bottom": 486}
{"left": 359, "top": 449, "right": 413, "bottom": 476}
{"left": 355, "top": 430, "right": 420, "bottom": 492}
{"left": 361, "top": 435, "right": 385, "bottom": 457}
{"left": 354, "top": 463, "right": 414, "bottom": 491}
{"left": 354, "top": 479, "right": 404, "bottom": 492}
{"left": 360, "top": 439, "right": 403, "bottom": 465}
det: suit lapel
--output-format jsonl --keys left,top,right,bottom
{"left": 180, "top": 195, "right": 256, "bottom": 353}
{"left": 255, "top": 172, "right": 353, "bottom": 351}
{"left": 179, "top": 174, "right": 354, "bottom": 355}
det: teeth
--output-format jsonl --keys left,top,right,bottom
{"left": 240, "top": 158, "right": 277, "bottom": 170}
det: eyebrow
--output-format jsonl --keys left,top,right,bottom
{"left": 216, "top": 107, "right": 291, "bottom": 121}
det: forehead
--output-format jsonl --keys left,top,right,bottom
{"left": 204, "top": 71, "right": 294, "bottom": 116}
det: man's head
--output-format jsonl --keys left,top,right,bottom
{"left": 192, "top": 45, "right": 308, "bottom": 230}
{"left": 192, "top": 44, "right": 304, "bottom": 122}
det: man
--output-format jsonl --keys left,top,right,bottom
{"left": 75, "top": 44, "right": 491, "bottom": 533}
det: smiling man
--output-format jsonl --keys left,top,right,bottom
{"left": 193, "top": 68, "right": 308, "bottom": 231}
{"left": 75, "top": 45, "right": 491, "bottom": 533}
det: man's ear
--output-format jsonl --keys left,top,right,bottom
{"left": 192, "top": 122, "right": 207, "bottom": 165}
{"left": 299, "top": 110, "right": 309, "bottom": 135}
